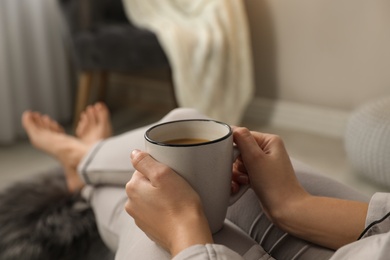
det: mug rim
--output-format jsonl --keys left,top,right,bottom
{"left": 144, "top": 119, "right": 232, "bottom": 147}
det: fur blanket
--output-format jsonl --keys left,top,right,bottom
{"left": 0, "top": 169, "right": 114, "bottom": 260}
{"left": 122, "top": 0, "right": 254, "bottom": 125}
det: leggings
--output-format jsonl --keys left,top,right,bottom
{"left": 78, "top": 108, "right": 370, "bottom": 260}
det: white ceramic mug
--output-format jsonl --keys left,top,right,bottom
{"left": 144, "top": 119, "right": 247, "bottom": 233}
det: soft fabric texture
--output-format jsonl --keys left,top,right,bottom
{"left": 0, "top": 169, "right": 113, "bottom": 260}
{"left": 345, "top": 96, "right": 390, "bottom": 189}
{"left": 59, "top": 0, "right": 169, "bottom": 71}
{"left": 122, "top": 0, "right": 255, "bottom": 124}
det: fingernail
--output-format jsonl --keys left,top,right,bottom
{"left": 131, "top": 149, "right": 140, "bottom": 158}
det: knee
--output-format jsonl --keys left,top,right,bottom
{"left": 162, "top": 107, "right": 210, "bottom": 121}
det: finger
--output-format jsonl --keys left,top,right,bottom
{"left": 131, "top": 149, "right": 172, "bottom": 187}
{"left": 231, "top": 181, "right": 239, "bottom": 194}
{"left": 233, "top": 127, "right": 265, "bottom": 165}
{"left": 125, "top": 170, "right": 153, "bottom": 222}
{"left": 232, "top": 172, "right": 249, "bottom": 185}
{"left": 126, "top": 171, "right": 148, "bottom": 197}
{"left": 250, "top": 131, "right": 285, "bottom": 156}
{"left": 233, "top": 157, "right": 246, "bottom": 173}
{"left": 124, "top": 199, "right": 132, "bottom": 215}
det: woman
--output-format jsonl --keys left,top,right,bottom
{"left": 22, "top": 102, "right": 388, "bottom": 259}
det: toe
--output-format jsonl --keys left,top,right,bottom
{"left": 21, "top": 111, "right": 34, "bottom": 129}
{"left": 96, "top": 103, "right": 109, "bottom": 121}
{"left": 42, "top": 115, "right": 52, "bottom": 128}
{"left": 75, "top": 112, "right": 87, "bottom": 137}
{"left": 86, "top": 105, "right": 97, "bottom": 125}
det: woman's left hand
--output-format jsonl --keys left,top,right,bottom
{"left": 125, "top": 150, "right": 213, "bottom": 256}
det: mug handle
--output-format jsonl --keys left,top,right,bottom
{"left": 228, "top": 146, "right": 250, "bottom": 205}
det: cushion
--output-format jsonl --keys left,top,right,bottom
{"left": 59, "top": 0, "right": 169, "bottom": 71}
{"left": 73, "top": 25, "right": 168, "bottom": 71}
{"left": 345, "top": 97, "right": 390, "bottom": 189}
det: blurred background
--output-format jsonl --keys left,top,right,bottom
{"left": 1, "top": 0, "right": 390, "bottom": 196}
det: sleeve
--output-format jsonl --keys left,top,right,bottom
{"left": 329, "top": 232, "right": 390, "bottom": 260}
{"left": 329, "top": 192, "right": 390, "bottom": 260}
{"left": 361, "top": 192, "right": 390, "bottom": 238}
{"left": 172, "top": 244, "right": 243, "bottom": 260}
{"left": 172, "top": 244, "right": 273, "bottom": 260}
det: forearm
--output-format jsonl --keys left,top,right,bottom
{"left": 272, "top": 194, "right": 368, "bottom": 250}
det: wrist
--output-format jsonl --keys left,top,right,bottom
{"left": 169, "top": 206, "right": 213, "bottom": 256}
{"left": 266, "top": 188, "right": 310, "bottom": 228}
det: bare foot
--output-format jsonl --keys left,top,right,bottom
{"left": 22, "top": 111, "right": 86, "bottom": 192}
{"left": 75, "top": 102, "right": 113, "bottom": 146}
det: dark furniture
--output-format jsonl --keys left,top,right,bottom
{"left": 59, "top": 0, "right": 173, "bottom": 126}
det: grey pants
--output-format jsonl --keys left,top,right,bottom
{"left": 78, "top": 108, "right": 369, "bottom": 260}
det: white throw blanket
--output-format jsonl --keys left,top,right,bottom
{"left": 122, "top": 0, "right": 254, "bottom": 124}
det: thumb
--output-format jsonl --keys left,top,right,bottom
{"left": 130, "top": 149, "right": 172, "bottom": 187}
{"left": 233, "top": 127, "right": 265, "bottom": 167}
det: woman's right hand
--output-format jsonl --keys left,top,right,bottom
{"left": 125, "top": 150, "right": 213, "bottom": 256}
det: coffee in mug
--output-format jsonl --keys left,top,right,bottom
{"left": 163, "top": 138, "right": 210, "bottom": 145}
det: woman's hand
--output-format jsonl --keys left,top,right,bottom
{"left": 231, "top": 154, "right": 249, "bottom": 194}
{"left": 125, "top": 150, "right": 213, "bottom": 256}
{"left": 232, "top": 127, "right": 368, "bottom": 250}
{"left": 232, "top": 127, "right": 307, "bottom": 218}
